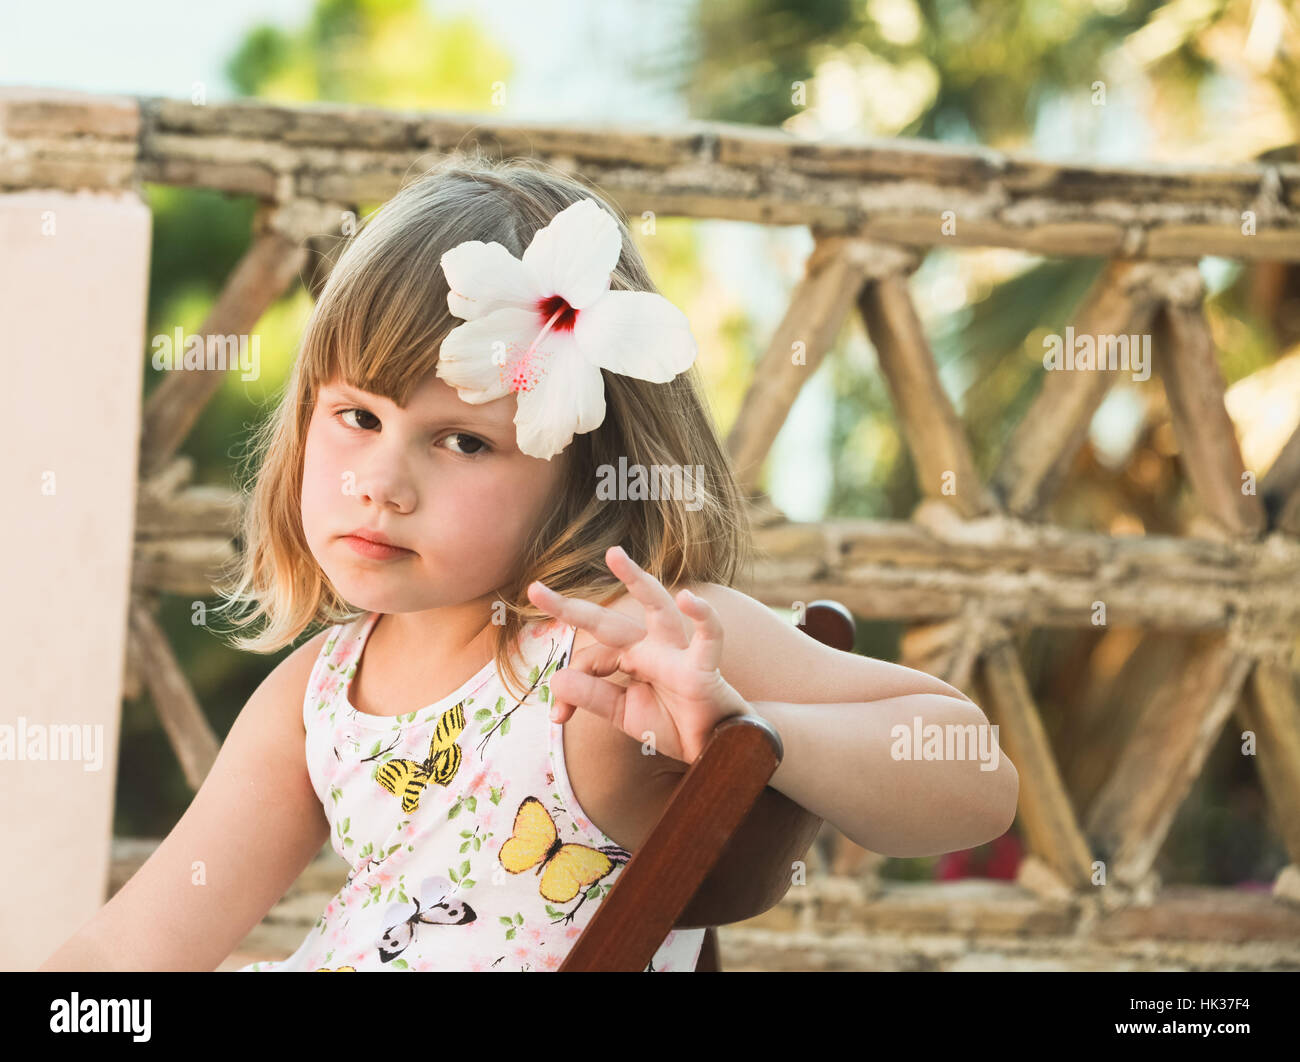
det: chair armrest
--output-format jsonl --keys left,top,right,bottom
{"left": 674, "top": 784, "right": 822, "bottom": 927}
{"left": 558, "top": 713, "right": 782, "bottom": 972}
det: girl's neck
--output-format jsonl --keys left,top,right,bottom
{"left": 373, "top": 594, "right": 499, "bottom": 666}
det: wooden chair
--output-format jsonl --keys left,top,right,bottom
{"left": 559, "top": 600, "right": 857, "bottom": 971}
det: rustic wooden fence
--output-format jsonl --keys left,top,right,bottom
{"left": 6, "top": 86, "right": 1300, "bottom": 968}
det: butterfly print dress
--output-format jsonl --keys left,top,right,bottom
{"left": 238, "top": 611, "right": 706, "bottom": 972}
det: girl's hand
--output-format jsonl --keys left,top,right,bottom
{"left": 526, "top": 545, "right": 755, "bottom": 764}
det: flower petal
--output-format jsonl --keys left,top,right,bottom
{"left": 436, "top": 307, "right": 541, "bottom": 403}
{"left": 572, "top": 290, "right": 698, "bottom": 382}
{"left": 521, "top": 199, "right": 622, "bottom": 311}
{"left": 441, "top": 241, "right": 540, "bottom": 321}
{"left": 513, "top": 335, "right": 607, "bottom": 460}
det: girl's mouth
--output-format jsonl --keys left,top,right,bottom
{"left": 342, "top": 535, "right": 414, "bottom": 560}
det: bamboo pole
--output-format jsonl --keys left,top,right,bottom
{"left": 992, "top": 260, "right": 1161, "bottom": 518}
{"left": 725, "top": 234, "right": 896, "bottom": 493}
{"left": 857, "top": 268, "right": 995, "bottom": 518}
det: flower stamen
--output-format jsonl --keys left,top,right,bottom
{"left": 527, "top": 305, "right": 568, "bottom": 358}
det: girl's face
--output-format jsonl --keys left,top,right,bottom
{"left": 301, "top": 369, "right": 571, "bottom": 615}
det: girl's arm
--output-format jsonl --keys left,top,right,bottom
{"left": 39, "top": 631, "right": 333, "bottom": 971}
{"left": 690, "top": 584, "right": 1018, "bottom": 856}
{"left": 565, "top": 581, "right": 1017, "bottom": 858}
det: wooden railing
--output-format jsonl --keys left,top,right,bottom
{"left": 6, "top": 85, "right": 1300, "bottom": 962}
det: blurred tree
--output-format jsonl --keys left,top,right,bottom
{"left": 225, "top": 0, "right": 510, "bottom": 108}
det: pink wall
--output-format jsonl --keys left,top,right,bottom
{"left": 0, "top": 189, "right": 151, "bottom": 968}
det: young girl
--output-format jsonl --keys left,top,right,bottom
{"left": 41, "top": 155, "right": 1017, "bottom": 973}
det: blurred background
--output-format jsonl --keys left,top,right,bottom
{"left": 5, "top": 0, "right": 1298, "bottom": 892}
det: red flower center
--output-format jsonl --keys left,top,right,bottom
{"left": 535, "top": 294, "right": 578, "bottom": 332}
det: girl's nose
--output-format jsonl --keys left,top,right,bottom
{"left": 352, "top": 467, "right": 414, "bottom": 513}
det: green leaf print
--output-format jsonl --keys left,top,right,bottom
{"left": 528, "top": 665, "right": 540, "bottom": 685}
{"left": 473, "top": 708, "right": 492, "bottom": 722}
{"left": 463, "top": 879, "right": 475, "bottom": 888}
{"left": 506, "top": 928, "right": 516, "bottom": 940}
{"left": 514, "top": 913, "right": 523, "bottom": 925}
{"left": 369, "top": 739, "right": 382, "bottom": 758}
{"left": 392, "top": 958, "right": 409, "bottom": 969}
{"left": 449, "top": 866, "right": 460, "bottom": 883}
{"left": 447, "top": 800, "right": 463, "bottom": 820}
{"left": 543, "top": 659, "right": 558, "bottom": 679}
{"left": 540, "top": 686, "right": 550, "bottom": 704}
{"left": 499, "top": 715, "right": 511, "bottom": 736}
{"left": 586, "top": 886, "right": 601, "bottom": 900}
{"left": 466, "top": 795, "right": 477, "bottom": 813}
{"left": 460, "top": 859, "right": 471, "bottom": 879}
{"left": 490, "top": 786, "right": 503, "bottom": 806}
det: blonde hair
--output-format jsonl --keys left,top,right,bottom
{"left": 213, "top": 153, "right": 755, "bottom": 701}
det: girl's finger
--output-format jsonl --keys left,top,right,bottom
{"left": 604, "top": 545, "right": 688, "bottom": 649}
{"left": 567, "top": 640, "right": 626, "bottom": 680}
{"left": 677, "top": 589, "right": 724, "bottom": 673}
{"left": 527, "top": 580, "right": 643, "bottom": 651}
{"left": 548, "top": 668, "right": 629, "bottom": 729}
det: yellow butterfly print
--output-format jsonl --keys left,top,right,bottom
{"left": 498, "top": 796, "right": 626, "bottom": 905}
{"left": 374, "top": 701, "right": 467, "bottom": 814}
{"left": 315, "top": 966, "right": 356, "bottom": 972}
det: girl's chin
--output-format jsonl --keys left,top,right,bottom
{"left": 325, "top": 572, "right": 416, "bottom": 611}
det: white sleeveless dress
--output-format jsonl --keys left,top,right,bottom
{"left": 238, "top": 611, "right": 705, "bottom": 972}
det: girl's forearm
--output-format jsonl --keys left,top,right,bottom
{"left": 746, "top": 694, "right": 1019, "bottom": 858}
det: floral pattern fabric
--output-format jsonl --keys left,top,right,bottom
{"left": 238, "top": 611, "right": 704, "bottom": 972}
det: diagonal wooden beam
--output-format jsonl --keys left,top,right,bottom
{"left": 857, "top": 267, "right": 995, "bottom": 518}
{"left": 973, "top": 625, "right": 1095, "bottom": 889}
{"left": 726, "top": 233, "right": 902, "bottom": 494}
{"left": 1280, "top": 490, "right": 1300, "bottom": 538}
{"left": 992, "top": 259, "right": 1162, "bottom": 518}
{"left": 1237, "top": 659, "right": 1300, "bottom": 867}
{"left": 1261, "top": 421, "right": 1300, "bottom": 536}
{"left": 898, "top": 607, "right": 985, "bottom": 696}
{"left": 127, "top": 595, "right": 220, "bottom": 790}
{"left": 1084, "top": 634, "right": 1254, "bottom": 888}
{"left": 1155, "top": 299, "right": 1267, "bottom": 538}
{"left": 139, "top": 202, "right": 318, "bottom": 478}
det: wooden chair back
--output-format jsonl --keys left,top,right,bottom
{"left": 559, "top": 600, "right": 856, "bottom": 971}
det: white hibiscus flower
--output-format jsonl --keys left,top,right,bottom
{"left": 436, "top": 198, "right": 698, "bottom": 460}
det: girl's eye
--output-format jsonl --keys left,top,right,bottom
{"left": 442, "top": 432, "right": 489, "bottom": 457}
{"left": 334, "top": 408, "right": 487, "bottom": 457}
{"left": 337, "top": 408, "right": 379, "bottom": 431}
